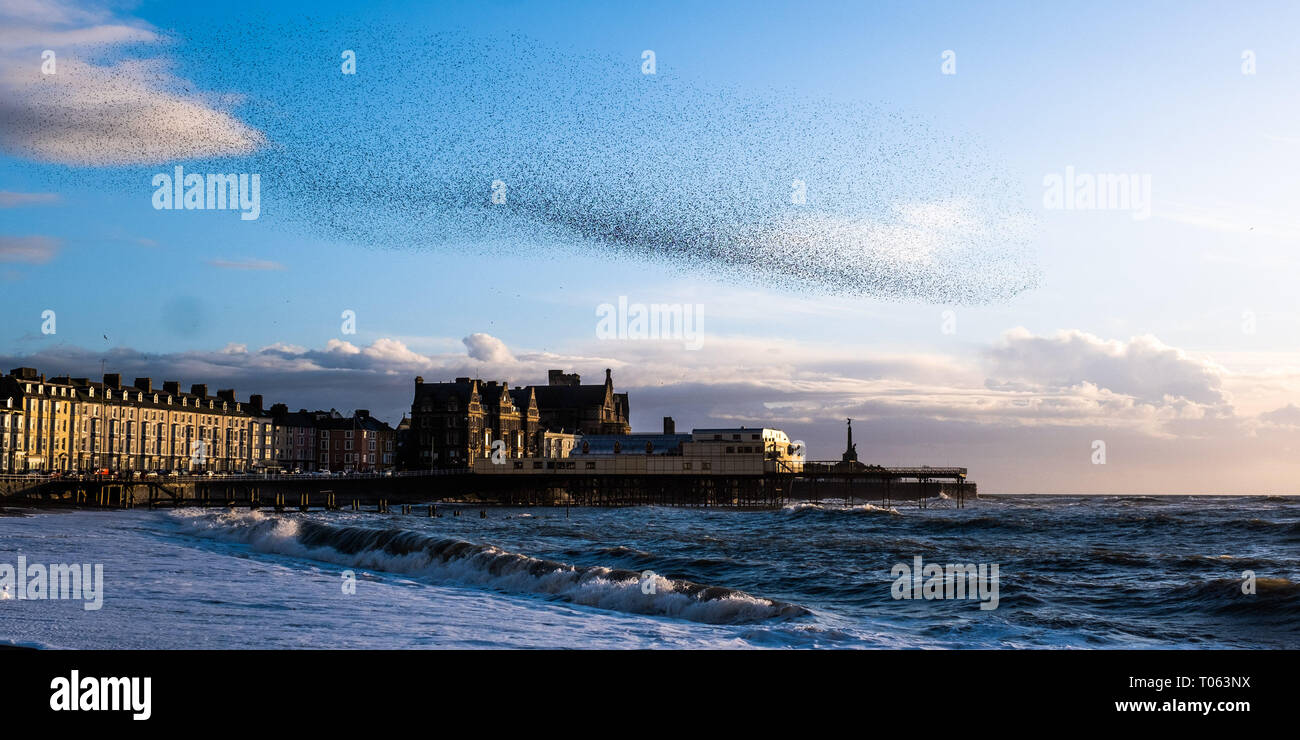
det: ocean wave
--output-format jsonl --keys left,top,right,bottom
{"left": 169, "top": 510, "right": 808, "bottom": 625}
{"left": 782, "top": 502, "right": 901, "bottom": 516}
{"left": 1152, "top": 577, "right": 1300, "bottom": 621}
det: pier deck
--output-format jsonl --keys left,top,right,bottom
{"left": 0, "top": 462, "right": 974, "bottom": 511}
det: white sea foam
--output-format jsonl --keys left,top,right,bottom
{"left": 168, "top": 509, "right": 806, "bottom": 625}
{"left": 782, "top": 501, "right": 901, "bottom": 516}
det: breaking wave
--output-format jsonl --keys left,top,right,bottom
{"left": 782, "top": 501, "right": 901, "bottom": 516}
{"left": 169, "top": 510, "right": 808, "bottom": 624}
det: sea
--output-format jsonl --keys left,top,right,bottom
{"left": 1, "top": 495, "right": 1297, "bottom": 649}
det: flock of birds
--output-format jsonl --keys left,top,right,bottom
{"left": 27, "top": 23, "right": 1039, "bottom": 303}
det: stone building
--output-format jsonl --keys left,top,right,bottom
{"left": 406, "top": 369, "right": 630, "bottom": 470}
{"left": 532, "top": 369, "right": 630, "bottom": 436}
{"left": 409, "top": 377, "right": 484, "bottom": 469}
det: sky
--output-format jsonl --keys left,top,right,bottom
{"left": 2, "top": 0, "right": 1300, "bottom": 492}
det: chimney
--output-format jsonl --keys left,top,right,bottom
{"left": 356, "top": 409, "right": 369, "bottom": 419}
{"left": 548, "top": 369, "right": 582, "bottom": 386}
{"left": 163, "top": 381, "right": 181, "bottom": 395}
{"left": 134, "top": 377, "right": 153, "bottom": 393}
{"left": 190, "top": 383, "right": 208, "bottom": 398}
{"left": 415, "top": 376, "right": 423, "bottom": 386}
{"left": 249, "top": 394, "right": 263, "bottom": 412}
{"left": 103, "top": 373, "right": 121, "bottom": 388}
{"left": 663, "top": 416, "right": 675, "bottom": 435}
{"left": 270, "top": 403, "right": 288, "bottom": 416}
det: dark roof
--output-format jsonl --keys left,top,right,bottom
{"left": 508, "top": 387, "right": 536, "bottom": 409}
{"left": 413, "top": 379, "right": 478, "bottom": 408}
{"left": 312, "top": 412, "right": 394, "bottom": 433}
{"left": 575, "top": 433, "right": 691, "bottom": 455}
{"left": 532, "top": 384, "right": 609, "bottom": 408}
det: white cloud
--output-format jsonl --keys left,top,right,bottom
{"left": 985, "top": 328, "right": 1227, "bottom": 406}
{"left": 463, "top": 333, "right": 515, "bottom": 363}
{"left": 0, "top": 0, "right": 264, "bottom": 165}
{"left": 6, "top": 328, "right": 1300, "bottom": 492}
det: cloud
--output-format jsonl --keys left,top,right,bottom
{"left": 985, "top": 328, "right": 1227, "bottom": 406}
{"left": 0, "top": 234, "right": 59, "bottom": 263}
{"left": 0, "top": 0, "right": 264, "bottom": 165}
{"left": 206, "top": 258, "right": 284, "bottom": 271}
{"left": 1259, "top": 404, "right": 1300, "bottom": 428}
{"left": 0, "top": 190, "right": 60, "bottom": 207}
{"left": 463, "top": 333, "right": 515, "bottom": 363}
{"left": 4, "top": 328, "right": 1299, "bottom": 492}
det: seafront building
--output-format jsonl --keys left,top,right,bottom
{"left": 0, "top": 368, "right": 274, "bottom": 474}
{"left": 3, "top": 363, "right": 791, "bottom": 477}
{"left": 406, "top": 368, "right": 631, "bottom": 469}
{"left": 0, "top": 368, "right": 394, "bottom": 475}
{"left": 475, "top": 423, "right": 804, "bottom": 476}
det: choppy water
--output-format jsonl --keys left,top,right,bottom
{"left": 1, "top": 495, "right": 1297, "bottom": 648}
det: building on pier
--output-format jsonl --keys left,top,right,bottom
{"left": 475, "top": 423, "right": 804, "bottom": 475}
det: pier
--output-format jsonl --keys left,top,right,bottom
{"left": 0, "top": 463, "right": 973, "bottom": 511}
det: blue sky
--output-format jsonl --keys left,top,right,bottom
{"left": 3, "top": 0, "right": 1300, "bottom": 492}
